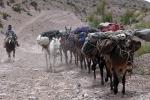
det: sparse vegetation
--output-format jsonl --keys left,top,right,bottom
{"left": 120, "top": 10, "right": 144, "bottom": 25}
{"left": 12, "top": 4, "right": 22, "bottom": 13}
{"left": 96, "top": 0, "right": 106, "bottom": 21}
{"left": 2, "top": 12, "right": 11, "bottom": 20}
{"left": 87, "top": 15, "right": 100, "bottom": 27}
{"left": 135, "top": 42, "right": 150, "bottom": 56}
{"left": 138, "top": 67, "right": 145, "bottom": 75}
{"left": 87, "top": 0, "right": 113, "bottom": 28}
{"left": 120, "top": 9, "right": 135, "bottom": 25}
{"left": 135, "top": 21, "right": 150, "bottom": 29}
{"left": 103, "top": 12, "right": 113, "bottom": 22}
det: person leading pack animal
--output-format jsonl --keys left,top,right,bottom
{"left": 4, "top": 25, "right": 19, "bottom": 47}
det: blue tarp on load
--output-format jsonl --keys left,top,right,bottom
{"left": 74, "top": 27, "right": 90, "bottom": 34}
{"left": 74, "top": 27, "right": 99, "bottom": 34}
{"left": 79, "top": 32, "right": 86, "bottom": 45}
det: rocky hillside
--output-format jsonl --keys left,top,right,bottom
{"left": 0, "top": 0, "right": 150, "bottom": 32}
{"left": 1, "top": 0, "right": 150, "bottom": 21}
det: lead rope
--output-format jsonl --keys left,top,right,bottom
{"left": 118, "top": 46, "right": 133, "bottom": 78}
{"left": 84, "top": 41, "right": 97, "bottom": 55}
{"left": 96, "top": 39, "right": 107, "bottom": 54}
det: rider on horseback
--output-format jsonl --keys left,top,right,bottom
{"left": 4, "top": 25, "right": 19, "bottom": 47}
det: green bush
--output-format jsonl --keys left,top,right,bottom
{"left": 87, "top": 0, "right": 113, "bottom": 27}
{"left": 135, "top": 21, "right": 150, "bottom": 29}
{"left": 12, "top": 4, "right": 22, "bottom": 13}
{"left": 103, "top": 12, "right": 113, "bottom": 22}
{"left": 120, "top": 10, "right": 144, "bottom": 25}
{"left": 87, "top": 15, "right": 101, "bottom": 28}
{"left": 120, "top": 9, "right": 135, "bottom": 25}
{"left": 96, "top": 0, "right": 106, "bottom": 22}
{"left": 96, "top": 0, "right": 106, "bottom": 14}
{"left": 135, "top": 42, "right": 150, "bottom": 56}
{"left": 2, "top": 12, "right": 10, "bottom": 20}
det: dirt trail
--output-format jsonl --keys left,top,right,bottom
{"left": 16, "top": 11, "right": 46, "bottom": 34}
{"left": 0, "top": 9, "right": 150, "bottom": 100}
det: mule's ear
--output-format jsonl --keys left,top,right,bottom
{"left": 65, "top": 26, "right": 67, "bottom": 30}
{"left": 70, "top": 27, "right": 72, "bottom": 31}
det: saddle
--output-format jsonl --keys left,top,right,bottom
{"left": 5, "top": 35, "right": 15, "bottom": 43}
{"left": 82, "top": 41, "right": 96, "bottom": 55}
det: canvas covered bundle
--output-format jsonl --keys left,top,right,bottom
{"left": 82, "top": 41, "right": 96, "bottom": 55}
{"left": 82, "top": 30, "right": 128, "bottom": 55}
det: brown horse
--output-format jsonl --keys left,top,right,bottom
{"left": 74, "top": 33, "right": 87, "bottom": 69}
{"left": 81, "top": 40, "right": 105, "bottom": 83}
{"left": 60, "top": 27, "right": 77, "bottom": 64}
{"left": 97, "top": 35, "right": 141, "bottom": 95}
{"left": 5, "top": 36, "right": 16, "bottom": 58}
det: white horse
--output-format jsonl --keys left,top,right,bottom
{"left": 37, "top": 35, "right": 51, "bottom": 72}
{"left": 37, "top": 35, "right": 61, "bottom": 72}
{"left": 49, "top": 38, "right": 61, "bottom": 70}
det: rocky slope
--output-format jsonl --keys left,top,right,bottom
{"left": 1, "top": 0, "right": 150, "bottom": 22}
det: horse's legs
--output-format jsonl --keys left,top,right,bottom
{"left": 110, "top": 75, "right": 113, "bottom": 90}
{"left": 98, "top": 58, "right": 104, "bottom": 85}
{"left": 113, "top": 70, "right": 119, "bottom": 95}
{"left": 45, "top": 47, "right": 51, "bottom": 72}
{"left": 45, "top": 53, "right": 49, "bottom": 72}
{"left": 74, "top": 52, "right": 78, "bottom": 66}
{"left": 83, "top": 56, "right": 87, "bottom": 70}
{"left": 64, "top": 50, "right": 68, "bottom": 64}
{"left": 6, "top": 49, "right": 11, "bottom": 59}
{"left": 87, "top": 58, "right": 91, "bottom": 74}
{"left": 122, "top": 72, "right": 126, "bottom": 95}
{"left": 76, "top": 51, "right": 79, "bottom": 66}
{"left": 92, "top": 59, "right": 97, "bottom": 79}
{"left": 105, "top": 66, "right": 109, "bottom": 82}
{"left": 47, "top": 48, "right": 52, "bottom": 72}
{"left": 59, "top": 48, "right": 63, "bottom": 63}
{"left": 69, "top": 51, "right": 72, "bottom": 64}
{"left": 52, "top": 55, "right": 56, "bottom": 72}
{"left": 13, "top": 49, "right": 15, "bottom": 58}
{"left": 80, "top": 54, "right": 83, "bottom": 70}
{"left": 7, "top": 52, "right": 11, "bottom": 59}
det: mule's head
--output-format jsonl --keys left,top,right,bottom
{"left": 6, "top": 36, "right": 15, "bottom": 44}
{"left": 65, "top": 26, "right": 72, "bottom": 34}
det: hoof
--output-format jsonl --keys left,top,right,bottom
{"left": 105, "top": 78, "right": 108, "bottom": 82}
{"left": 113, "top": 90, "right": 118, "bottom": 95}
{"left": 122, "top": 90, "right": 125, "bottom": 95}
{"left": 92, "top": 67, "right": 96, "bottom": 71}
{"left": 69, "top": 61, "right": 72, "bottom": 64}
{"left": 101, "top": 81, "right": 104, "bottom": 85}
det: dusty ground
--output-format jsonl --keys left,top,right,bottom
{"left": 0, "top": 43, "right": 150, "bottom": 100}
{"left": 0, "top": 7, "right": 150, "bottom": 100}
